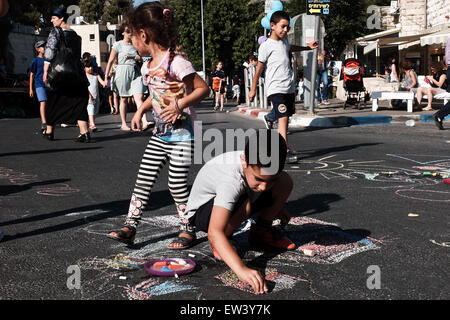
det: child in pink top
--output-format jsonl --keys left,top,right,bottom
{"left": 107, "top": 2, "right": 209, "bottom": 249}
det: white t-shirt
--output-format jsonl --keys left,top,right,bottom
{"left": 182, "top": 151, "right": 260, "bottom": 220}
{"left": 258, "top": 38, "right": 294, "bottom": 96}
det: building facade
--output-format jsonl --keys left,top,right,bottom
{"left": 347, "top": 0, "right": 449, "bottom": 75}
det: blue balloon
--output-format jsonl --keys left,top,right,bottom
{"left": 267, "top": 9, "right": 274, "bottom": 23}
{"left": 271, "top": 0, "right": 283, "bottom": 12}
{"left": 261, "top": 16, "right": 271, "bottom": 30}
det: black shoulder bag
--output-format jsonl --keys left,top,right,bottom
{"left": 47, "top": 27, "right": 85, "bottom": 91}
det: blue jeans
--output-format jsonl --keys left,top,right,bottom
{"left": 316, "top": 69, "right": 328, "bottom": 102}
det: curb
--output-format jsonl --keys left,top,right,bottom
{"left": 233, "top": 106, "right": 449, "bottom": 128}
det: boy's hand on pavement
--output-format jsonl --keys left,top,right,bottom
{"left": 236, "top": 266, "right": 268, "bottom": 295}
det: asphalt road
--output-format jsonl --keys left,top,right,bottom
{"left": 0, "top": 100, "right": 449, "bottom": 305}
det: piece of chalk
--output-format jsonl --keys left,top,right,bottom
{"left": 188, "top": 254, "right": 195, "bottom": 258}
{"left": 174, "top": 273, "right": 179, "bottom": 278}
{"left": 173, "top": 258, "right": 188, "bottom": 265}
{"left": 408, "top": 213, "right": 419, "bottom": 217}
{"left": 443, "top": 178, "right": 450, "bottom": 184}
{"left": 119, "top": 276, "right": 127, "bottom": 280}
{"left": 153, "top": 261, "right": 168, "bottom": 267}
{"left": 303, "top": 249, "right": 316, "bottom": 256}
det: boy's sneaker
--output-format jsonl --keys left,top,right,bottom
{"left": 322, "top": 100, "right": 330, "bottom": 105}
{"left": 263, "top": 115, "right": 274, "bottom": 129}
{"left": 214, "top": 105, "right": 219, "bottom": 111}
{"left": 432, "top": 114, "right": 444, "bottom": 130}
{"left": 248, "top": 224, "right": 295, "bottom": 250}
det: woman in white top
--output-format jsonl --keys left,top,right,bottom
{"left": 389, "top": 57, "right": 399, "bottom": 83}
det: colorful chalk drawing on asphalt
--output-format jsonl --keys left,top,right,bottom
{"left": 215, "top": 268, "right": 309, "bottom": 294}
{"left": 75, "top": 214, "right": 384, "bottom": 299}
{"left": 0, "top": 166, "right": 79, "bottom": 197}
{"left": 285, "top": 154, "right": 450, "bottom": 203}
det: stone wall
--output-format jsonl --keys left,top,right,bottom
{"left": 399, "top": 0, "right": 427, "bottom": 37}
{"left": 426, "top": 0, "right": 450, "bottom": 28}
{"left": 380, "top": 7, "right": 399, "bottom": 30}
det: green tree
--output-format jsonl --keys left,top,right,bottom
{"left": 79, "top": 0, "right": 103, "bottom": 24}
{"left": 169, "top": 0, "right": 203, "bottom": 71}
{"left": 169, "top": 0, "right": 263, "bottom": 75}
{"left": 8, "top": 0, "right": 78, "bottom": 27}
{"left": 102, "top": 0, "right": 133, "bottom": 24}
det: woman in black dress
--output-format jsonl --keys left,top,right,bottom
{"left": 42, "top": 6, "right": 91, "bottom": 142}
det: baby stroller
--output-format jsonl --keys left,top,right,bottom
{"left": 342, "top": 58, "right": 369, "bottom": 109}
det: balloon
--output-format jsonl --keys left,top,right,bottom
{"left": 261, "top": 16, "right": 271, "bottom": 30}
{"left": 271, "top": 0, "right": 283, "bottom": 12}
{"left": 258, "top": 36, "right": 268, "bottom": 45}
{"left": 267, "top": 9, "right": 275, "bottom": 23}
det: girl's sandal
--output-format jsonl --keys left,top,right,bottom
{"left": 107, "top": 226, "right": 136, "bottom": 246}
{"left": 168, "top": 230, "right": 196, "bottom": 250}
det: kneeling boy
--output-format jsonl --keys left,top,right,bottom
{"left": 177, "top": 129, "right": 295, "bottom": 294}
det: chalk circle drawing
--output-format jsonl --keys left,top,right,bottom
{"left": 36, "top": 184, "right": 80, "bottom": 196}
{"left": 430, "top": 240, "right": 450, "bottom": 248}
{"left": 0, "top": 167, "right": 37, "bottom": 185}
{"left": 395, "top": 189, "right": 450, "bottom": 203}
{"left": 215, "top": 268, "right": 309, "bottom": 294}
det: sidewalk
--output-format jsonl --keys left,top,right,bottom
{"left": 234, "top": 98, "right": 449, "bottom": 128}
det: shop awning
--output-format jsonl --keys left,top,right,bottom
{"left": 420, "top": 29, "right": 450, "bottom": 46}
{"left": 362, "top": 31, "right": 435, "bottom": 55}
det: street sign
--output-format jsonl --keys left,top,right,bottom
{"left": 307, "top": 0, "right": 330, "bottom": 15}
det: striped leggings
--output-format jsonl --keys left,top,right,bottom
{"left": 125, "top": 135, "right": 194, "bottom": 228}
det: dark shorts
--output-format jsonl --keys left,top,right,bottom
{"left": 189, "top": 190, "right": 274, "bottom": 233}
{"left": 268, "top": 93, "right": 295, "bottom": 119}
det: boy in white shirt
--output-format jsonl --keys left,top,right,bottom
{"left": 249, "top": 10, "right": 317, "bottom": 150}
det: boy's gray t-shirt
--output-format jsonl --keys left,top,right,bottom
{"left": 258, "top": 38, "right": 294, "bottom": 97}
{"left": 182, "top": 151, "right": 258, "bottom": 220}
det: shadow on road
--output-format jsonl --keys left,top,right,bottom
{"left": 0, "top": 189, "right": 177, "bottom": 242}
{"left": 0, "top": 147, "right": 102, "bottom": 158}
{"left": 286, "top": 193, "right": 343, "bottom": 217}
{"left": 300, "top": 143, "right": 381, "bottom": 160}
{"left": 0, "top": 178, "right": 71, "bottom": 196}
